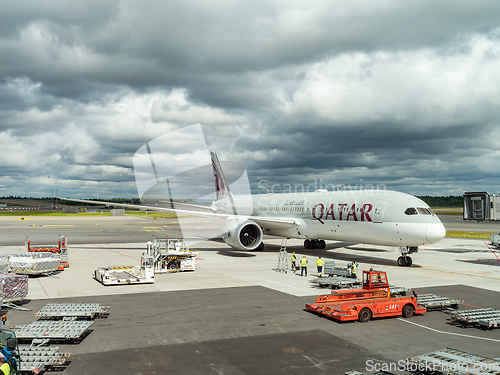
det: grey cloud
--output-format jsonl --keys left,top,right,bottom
{"left": 1, "top": 0, "right": 500, "bottom": 197}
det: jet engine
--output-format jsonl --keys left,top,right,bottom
{"left": 222, "top": 219, "right": 263, "bottom": 251}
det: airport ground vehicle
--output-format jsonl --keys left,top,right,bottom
{"left": 306, "top": 270, "right": 426, "bottom": 322}
{"left": 0, "top": 328, "right": 20, "bottom": 375}
{"left": 148, "top": 239, "right": 196, "bottom": 273}
{"left": 94, "top": 239, "right": 196, "bottom": 285}
{"left": 94, "top": 254, "right": 155, "bottom": 285}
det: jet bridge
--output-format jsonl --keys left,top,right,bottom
{"left": 463, "top": 191, "right": 500, "bottom": 221}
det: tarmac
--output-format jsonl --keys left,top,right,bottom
{"left": 0, "top": 215, "right": 499, "bottom": 375}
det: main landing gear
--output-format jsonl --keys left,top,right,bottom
{"left": 397, "top": 246, "right": 418, "bottom": 267}
{"left": 304, "top": 239, "right": 326, "bottom": 249}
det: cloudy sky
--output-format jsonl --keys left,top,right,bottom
{"left": 2, "top": 0, "right": 500, "bottom": 199}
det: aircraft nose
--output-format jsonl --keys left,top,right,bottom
{"left": 425, "top": 222, "right": 446, "bottom": 243}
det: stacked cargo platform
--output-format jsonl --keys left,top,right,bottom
{"left": 18, "top": 346, "right": 71, "bottom": 373}
{"left": 310, "top": 276, "right": 362, "bottom": 289}
{"left": 451, "top": 308, "right": 500, "bottom": 329}
{"left": 416, "top": 293, "right": 463, "bottom": 309}
{"left": 11, "top": 320, "right": 93, "bottom": 343}
{"left": 407, "top": 347, "right": 500, "bottom": 374}
{"left": 10, "top": 302, "right": 110, "bottom": 372}
{"left": 35, "top": 303, "right": 110, "bottom": 320}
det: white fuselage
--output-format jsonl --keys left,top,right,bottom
{"left": 214, "top": 190, "right": 446, "bottom": 247}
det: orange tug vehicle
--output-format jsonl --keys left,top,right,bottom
{"left": 306, "top": 270, "right": 426, "bottom": 323}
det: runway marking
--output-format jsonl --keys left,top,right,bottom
{"left": 34, "top": 225, "right": 74, "bottom": 227}
{"left": 82, "top": 240, "right": 139, "bottom": 261}
{"left": 396, "top": 318, "right": 500, "bottom": 343}
{"left": 483, "top": 241, "right": 500, "bottom": 263}
{"left": 461, "top": 303, "right": 485, "bottom": 309}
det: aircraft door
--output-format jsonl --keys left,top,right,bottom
{"left": 373, "top": 202, "right": 387, "bottom": 223}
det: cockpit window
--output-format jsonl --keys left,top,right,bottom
{"left": 405, "top": 207, "right": 418, "bottom": 215}
{"left": 417, "top": 207, "right": 431, "bottom": 215}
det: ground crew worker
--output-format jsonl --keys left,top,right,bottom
{"left": 316, "top": 257, "right": 324, "bottom": 276}
{"left": 291, "top": 252, "right": 297, "bottom": 271}
{"left": 1, "top": 316, "right": 5, "bottom": 327}
{"left": 351, "top": 261, "right": 357, "bottom": 279}
{"left": 300, "top": 256, "right": 308, "bottom": 276}
{"left": 0, "top": 355, "right": 10, "bottom": 375}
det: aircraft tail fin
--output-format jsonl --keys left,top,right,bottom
{"left": 211, "top": 152, "right": 232, "bottom": 202}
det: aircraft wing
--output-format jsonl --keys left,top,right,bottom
{"left": 58, "top": 197, "right": 299, "bottom": 230}
{"left": 57, "top": 197, "right": 230, "bottom": 218}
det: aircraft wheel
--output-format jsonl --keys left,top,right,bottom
{"left": 397, "top": 257, "right": 405, "bottom": 267}
{"left": 402, "top": 304, "right": 415, "bottom": 318}
{"left": 358, "top": 308, "right": 372, "bottom": 323}
{"left": 256, "top": 242, "right": 265, "bottom": 251}
{"left": 405, "top": 257, "right": 412, "bottom": 267}
{"left": 319, "top": 240, "right": 326, "bottom": 249}
{"left": 168, "top": 261, "right": 180, "bottom": 270}
{"left": 304, "top": 240, "right": 310, "bottom": 249}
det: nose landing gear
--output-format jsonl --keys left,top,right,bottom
{"left": 398, "top": 246, "right": 418, "bottom": 267}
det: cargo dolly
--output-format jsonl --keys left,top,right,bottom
{"left": 310, "top": 276, "right": 362, "bottom": 289}
{"left": 451, "top": 308, "right": 500, "bottom": 329}
{"left": 310, "top": 277, "right": 410, "bottom": 296}
{"left": 407, "top": 347, "right": 500, "bottom": 374}
{"left": 323, "top": 261, "right": 350, "bottom": 277}
{"left": 19, "top": 346, "right": 70, "bottom": 373}
{"left": 11, "top": 320, "right": 93, "bottom": 343}
{"left": 35, "top": 303, "right": 110, "bottom": 320}
{"left": 415, "top": 294, "right": 463, "bottom": 309}
{"left": 94, "top": 254, "right": 155, "bottom": 285}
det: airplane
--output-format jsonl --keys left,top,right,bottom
{"left": 59, "top": 152, "right": 446, "bottom": 267}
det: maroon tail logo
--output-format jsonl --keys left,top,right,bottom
{"left": 212, "top": 159, "right": 226, "bottom": 201}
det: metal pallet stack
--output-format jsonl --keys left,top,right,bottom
{"left": 416, "top": 294, "right": 463, "bottom": 309}
{"left": 451, "top": 308, "right": 500, "bottom": 329}
{"left": 407, "top": 347, "right": 500, "bottom": 374}
{"left": 310, "top": 277, "right": 410, "bottom": 297}
{"left": 310, "top": 276, "right": 362, "bottom": 289}
{"left": 11, "top": 320, "right": 93, "bottom": 343}
{"left": 35, "top": 303, "right": 110, "bottom": 319}
{"left": 10, "top": 302, "right": 111, "bottom": 373}
{"left": 18, "top": 346, "right": 71, "bottom": 373}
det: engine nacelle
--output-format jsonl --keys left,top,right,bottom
{"left": 222, "top": 219, "right": 263, "bottom": 251}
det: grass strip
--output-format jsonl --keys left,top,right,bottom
{"left": 446, "top": 231, "right": 495, "bottom": 240}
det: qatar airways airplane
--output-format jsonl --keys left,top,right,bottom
{"left": 60, "top": 152, "right": 446, "bottom": 267}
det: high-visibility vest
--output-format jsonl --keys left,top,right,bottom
{"left": 316, "top": 259, "right": 324, "bottom": 266}
{"left": 291, "top": 254, "right": 296, "bottom": 262}
{"left": 351, "top": 263, "right": 357, "bottom": 273}
{"left": 0, "top": 362, "right": 10, "bottom": 375}
{"left": 300, "top": 258, "right": 308, "bottom": 267}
